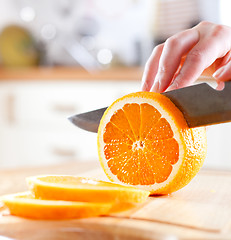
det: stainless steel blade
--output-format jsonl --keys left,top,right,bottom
{"left": 68, "top": 81, "right": 231, "bottom": 132}
{"left": 163, "top": 81, "right": 231, "bottom": 127}
{"left": 68, "top": 107, "right": 107, "bottom": 133}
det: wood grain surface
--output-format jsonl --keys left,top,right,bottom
{"left": 0, "top": 67, "right": 142, "bottom": 80}
{"left": 0, "top": 161, "right": 231, "bottom": 240}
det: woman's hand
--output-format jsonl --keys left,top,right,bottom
{"left": 141, "top": 21, "right": 231, "bottom": 92}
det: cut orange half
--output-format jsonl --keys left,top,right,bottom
{"left": 0, "top": 192, "right": 112, "bottom": 220}
{"left": 27, "top": 175, "right": 150, "bottom": 203}
{"left": 97, "top": 92, "right": 207, "bottom": 194}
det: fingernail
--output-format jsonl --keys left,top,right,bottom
{"left": 213, "top": 67, "right": 224, "bottom": 79}
{"left": 216, "top": 81, "right": 225, "bottom": 90}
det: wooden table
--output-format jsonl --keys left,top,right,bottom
{"left": 0, "top": 161, "right": 231, "bottom": 240}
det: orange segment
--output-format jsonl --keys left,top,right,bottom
{"left": 143, "top": 150, "right": 173, "bottom": 184}
{"left": 104, "top": 143, "right": 132, "bottom": 160}
{"left": 116, "top": 150, "right": 140, "bottom": 185}
{"left": 110, "top": 109, "right": 136, "bottom": 141}
{"left": 145, "top": 118, "right": 174, "bottom": 141}
{"left": 137, "top": 150, "right": 155, "bottom": 185}
{"left": 97, "top": 91, "right": 207, "bottom": 194}
{"left": 103, "top": 122, "right": 132, "bottom": 144}
{"left": 122, "top": 103, "right": 141, "bottom": 139}
{"left": 140, "top": 103, "right": 161, "bottom": 140}
{"left": 107, "top": 154, "right": 129, "bottom": 175}
{"left": 27, "top": 175, "right": 150, "bottom": 204}
{"left": 1, "top": 192, "right": 112, "bottom": 220}
{"left": 145, "top": 138, "right": 179, "bottom": 165}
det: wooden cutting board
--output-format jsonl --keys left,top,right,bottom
{"left": 0, "top": 161, "right": 231, "bottom": 240}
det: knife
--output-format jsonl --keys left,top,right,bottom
{"left": 68, "top": 81, "right": 231, "bottom": 132}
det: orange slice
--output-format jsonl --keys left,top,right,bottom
{"left": 97, "top": 92, "right": 207, "bottom": 194}
{"left": 27, "top": 175, "right": 150, "bottom": 203}
{"left": 0, "top": 192, "right": 112, "bottom": 219}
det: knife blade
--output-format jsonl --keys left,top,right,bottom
{"left": 68, "top": 81, "right": 231, "bottom": 133}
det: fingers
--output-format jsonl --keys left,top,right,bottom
{"left": 150, "top": 29, "right": 200, "bottom": 92}
{"left": 213, "top": 60, "right": 231, "bottom": 82}
{"left": 142, "top": 21, "right": 231, "bottom": 93}
{"left": 168, "top": 23, "right": 231, "bottom": 91}
{"left": 141, "top": 44, "right": 164, "bottom": 91}
{"left": 216, "top": 81, "right": 225, "bottom": 90}
{"left": 167, "top": 40, "right": 212, "bottom": 91}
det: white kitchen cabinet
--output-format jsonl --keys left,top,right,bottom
{"left": 0, "top": 79, "right": 231, "bottom": 170}
{"left": 0, "top": 80, "right": 140, "bottom": 168}
{"left": 204, "top": 123, "right": 231, "bottom": 170}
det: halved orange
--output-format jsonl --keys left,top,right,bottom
{"left": 27, "top": 175, "right": 150, "bottom": 203}
{"left": 0, "top": 192, "right": 112, "bottom": 219}
{"left": 97, "top": 92, "right": 207, "bottom": 194}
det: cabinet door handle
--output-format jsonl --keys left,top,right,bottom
{"left": 52, "top": 147, "right": 76, "bottom": 158}
{"left": 52, "top": 104, "right": 77, "bottom": 114}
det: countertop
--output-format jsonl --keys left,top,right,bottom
{"left": 0, "top": 67, "right": 143, "bottom": 81}
{"left": 0, "top": 161, "right": 231, "bottom": 240}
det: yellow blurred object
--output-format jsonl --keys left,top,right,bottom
{"left": 0, "top": 25, "right": 39, "bottom": 67}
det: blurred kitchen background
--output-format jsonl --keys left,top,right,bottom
{"left": 0, "top": 0, "right": 230, "bottom": 170}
